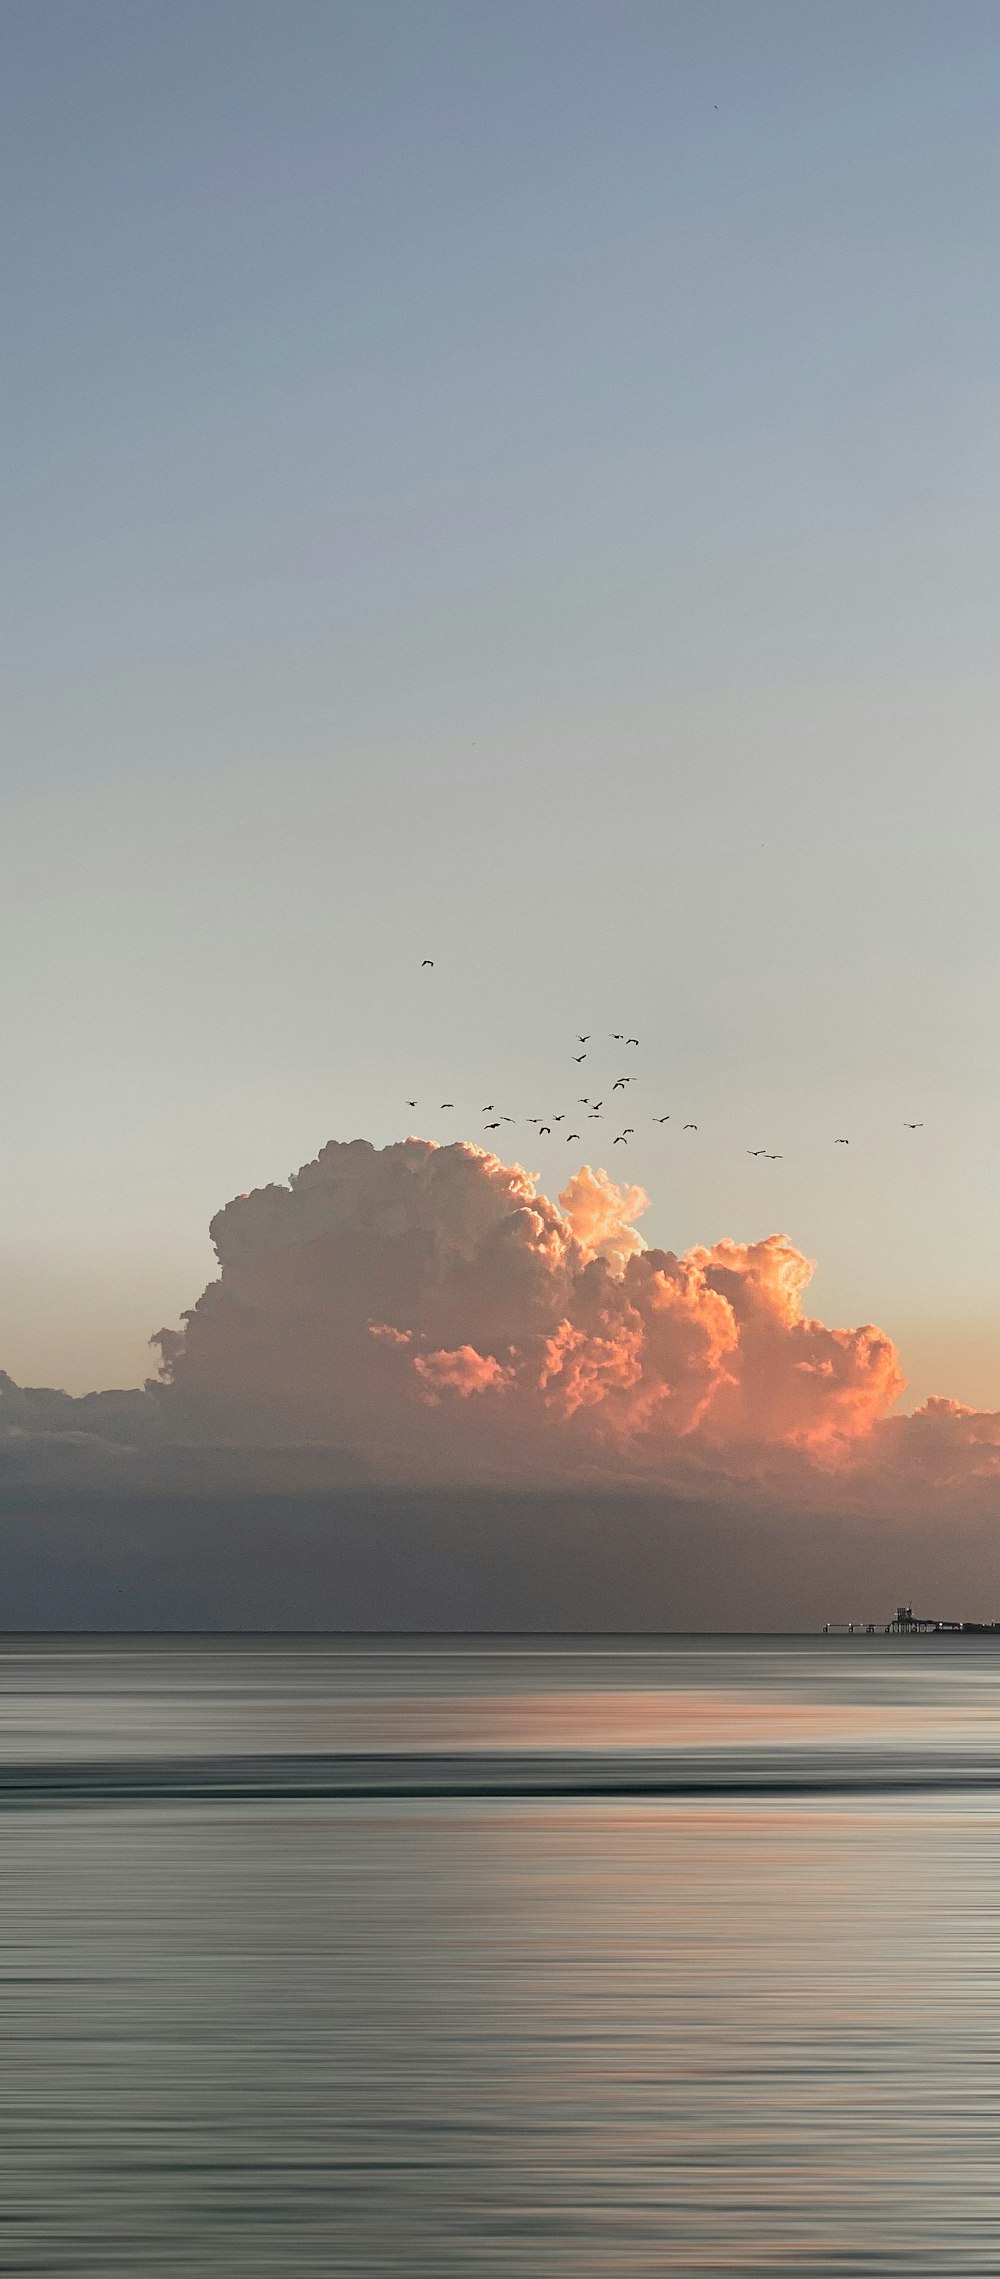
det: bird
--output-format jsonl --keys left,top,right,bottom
{"left": 626, "top": 1037, "right": 639, "bottom": 1046}
{"left": 614, "top": 1134, "right": 628, "bottom": 1145}
{"left": 763, "top": 1152, "right": 783, "bottom": 1160}
{"left": 611, "top": 1032, "right": 624, "bottom": 1040}
{"left": 653, "top": 1115, "right": 670, "bottom": 1123}
{"left": 499, "top": 1115, "right": 515, "bottom": 1123}
{"left": 440, "top": 1101, "right": 454, "bottom": 1109}
{"left": 566, "top": 1133, "right": 580, "bottom": 1142}
{"left": 588, "top": 1112, "right": 603, "bottom": 1119}
{"left": 482, "top": 1104, "right": 496, "bottom": 1113}
{"left": 484, "top": 1122, "right": 501, "bottom": 1131}
{"left": 835, "top": 1138, "right": 849, "bottom": 1145}
{"left": 904, "top": 1122, "right": 923, "bottom": 1129}
{"left": 577, "top": 1035, "right": 590, "bottom": 1043}
{"left": 538, "top": 1125, "right": 552, "bottom": 1135}
{"left": 573, "top": 1053, "right": 587, "bottom": 1063}
{"left": 421, "top": 959, "right": 434, "bottom": 968}
{"left": 612, "top": 1077, "right": 632, "bottom": 1091}
{"left": 552, "top": 1114, "right": 565, "bottom": 1122}
{"left": 578, "top": 1096, "right": 589, "bottom": 1104}
{"left": 683, "top": 1123, "right": 698, "bottom": 1131}
{"left": 748, "top": 1149, "right": 766, "bottom": 1156}
{"left": 591, "top": 1099, "right": 603, "bottom": 1111}
{"left": 406, "top": 1100, "right": 418, "bottom": 1107}
{"left": 527, "top": 1117, "right": 543, "bottom": 1125}
{"left": 621, "top": 1126, "right": 634, "bottom": 1135}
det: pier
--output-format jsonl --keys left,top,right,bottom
{"left": 824, "top": 1603, "right": 1000, "bottom": 1636}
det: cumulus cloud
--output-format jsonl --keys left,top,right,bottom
{"left": 132, "top": 1135, "right": 1000, "bottom": 1511}
{"left": 3, "top": 1135, "right": 997, "bottom": 1514}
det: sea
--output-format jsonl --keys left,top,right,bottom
{"left": 3, "top": 1631, "right": 1000, "bottom": 2275}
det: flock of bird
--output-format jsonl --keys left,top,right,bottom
{"left": 412, "top": 964, "right": 924, "bottom": 1156}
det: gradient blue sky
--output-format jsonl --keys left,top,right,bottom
{"left": 2, "top": 0, "right": 999, "bottom": 1406}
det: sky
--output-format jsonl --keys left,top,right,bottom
{"left": 2, "top": 0, "right": 1000, "bottom": 1425}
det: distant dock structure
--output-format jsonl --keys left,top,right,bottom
{"left": 824, "top": 1603, "right": 1000, "bottom": 1636}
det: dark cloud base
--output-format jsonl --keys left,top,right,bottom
{"left": 0, "top": 1483, "right": 995, "bottom": 1632}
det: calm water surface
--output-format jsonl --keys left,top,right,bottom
{"left": 2, "top": 1634, "right": 1000, "bottom": 2274}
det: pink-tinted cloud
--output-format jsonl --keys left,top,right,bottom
{"left": 413, "top": 1345, "right": 517, "bottom": 1403}
{"left": 145, "top": 1135, "right": 1000, "bottom": 1510}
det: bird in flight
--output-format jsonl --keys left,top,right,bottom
{"left": 538, "top": 1125, "right": 552, "bottom": 1135}
{"left": 611, "top": 1032, "right": 624, "bottom": 1041}
{"left": 613, "top": 1134, "right": 628, "bottom": 1145}
{"left": 499, "top": 1115, "right": 514, "bottom": 1123}
{"left": 552, "top": 1113, "right": 566, "bottom": 1121}
{"left": 683, "top": 1122, "right": 698, "bottom": 1130}
{"left": 482, "top": 1104, "right": 496, "bottom": 1113}
{"left": 588, "top": 1111, "right": 603, "bottom": 1118}
{"left": 612, "top": 1077, "right": 633, "bottom": 1091}
{"left": 406, "top": 1100, "right": 418, "bottom": 1107}
{"left": 484, "top": 1122, "right": 501, "bottom": 1131}
{"left": 748, "top": 1149, "right": 766, "bottom": 1156}
{"left": 566, "top": 1132, "right": 580, "bottom": 1142}
{"left": 835, "top": 1138, "right": 849, "bottom": 1145}
{"left": 621, "top": 1126, "right": 634, "bottom": 1135}
{"left": 591, "top": 1098, "right": 603, "bottom": 1110}
{"left": 904, "top": 1122, "right": 924, "bottom": 1129}
{"left": 577, "top": 1034, "right": 590, "bottom": 1043}
{"left": 763, "top": 1152, "right": 783, "bottom": 1160}
{"left": 626, "top": 1037, "right": 639, "bottom": 1047}
{"left": 653, "top": 1115, "right": 670, "bottom": 1123}
{"left": 573, "top": 1053, "right": 587, "bottom": 1063}
{"left": 421, "top": 959, "right": 434, "bottom": 968}
{"left": 440, "top": 1101, "right": 454, "bottom": 1109}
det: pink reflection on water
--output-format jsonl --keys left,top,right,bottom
{"left": 321, "top": 1685, "right": 987, "bottom": 1754}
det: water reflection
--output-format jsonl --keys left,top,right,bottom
{"left": 1, "top": 1637, "right": 999, "bottom": 2272}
